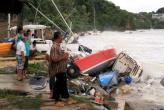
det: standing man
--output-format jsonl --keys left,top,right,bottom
{"left": 23, "top": 31, "right": 31, "bottom": 78}
{"left": 49, "top": 31, "right": 74, "bottom": 106}
{"left": 13, "top": 27, "right": 24, "bottom": 50}
{"left": 16, "top": 27, "right": 24, "bottom": 41}
{"left": 26, "top": 29, "right": 32, "bottom": 42}
{"left": 16, "top": 35, "right": 26, "bottom": 81}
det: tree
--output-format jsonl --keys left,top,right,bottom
{"left": 156, "top": 7, "right": 164, "bottom": 13}
{"left": 22, "top": 0, "right": 162, "bottom": 32}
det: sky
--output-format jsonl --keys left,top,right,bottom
{"left": 108, "top": 0, "right": 164, "bottom": 13}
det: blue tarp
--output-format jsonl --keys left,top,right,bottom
{"left": 99, "top": 71, "right": 118, "bottom": 87}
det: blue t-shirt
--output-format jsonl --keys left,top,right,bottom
{"left": 25, "top": 39, "right": 30, "bottom": 57}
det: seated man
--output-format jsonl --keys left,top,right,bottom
{"left": 30, "top": 40, "right": 37, "bottom": 58}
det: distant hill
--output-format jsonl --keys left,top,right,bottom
{"left": 0, "top": 0, "right": 164, "bottom": 35}
{"left": 23, "top": 0, "right": 137, "bottom": 31}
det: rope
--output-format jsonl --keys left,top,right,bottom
{"left": 34, "top": 0, "right": 42, "bottom": 23}
{"left": 50, "top": 0, "right": 72, "bottom": 34}
{"left": 27, "top": 2, "right": 65, "bottom": 33}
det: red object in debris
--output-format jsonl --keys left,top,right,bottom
{"left": 74, "top": 48, "right": 117, "bottom": 74}
{"left": 95, "top": 96, "right": 104, "bottom": 104}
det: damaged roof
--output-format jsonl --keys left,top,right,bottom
{"left": 0, "top": 0, "right": 27, "bottom": 14}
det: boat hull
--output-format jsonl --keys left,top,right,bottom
{"left": 0, "top": 43, "right": 12, "bottom": 53}
{"left": 74, "top": 48, "right": 117, "bottom": 74}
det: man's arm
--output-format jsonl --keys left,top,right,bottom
{"left": 21, "top": 51, "right": 25, "bottom": 62}
{"left": 20, "top": 44, "right": 25, "bottom": 62}
{"left": 50, "top": 47, "right": 68, "bottom": 62}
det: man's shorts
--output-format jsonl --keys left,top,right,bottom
{"left": 16, "top": 55, "right": 24, "bottom": 70}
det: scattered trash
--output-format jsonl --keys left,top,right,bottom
{"left": 99, "top": 71, "right": 118, "bottom": 88}
{"left": 120, "top": 85, "right": 132, "bottom": 94}
{"left": 88, "top": 87, "right": 96, "bottom": 96}
{"left": 94, "top": 92, "right": 104, "bottom": 105}
{"left": 78, "top": 45, "right": 92, "bottom": 54}
{"left": 124, "top": 76, "right": 132, "bottom": 84}
{"left": 92, "top": 104, "right": 108, "bottom": 110}
{"left": 68, "top": 88, "right": 77, "bottom": 94}
{"left": 91, "top": 77, "right": 97, "bottom": 82}
{"left": 68, "top": 79, "right": 90, "bottom": 94}
{"left": 79, "top": 76, "right": 93, "bottom": 82}
{"left": 103, "top": 100, "right": 118, "bottom": 110}
{"left": 116, "top": 88, "right": 120, "bottom": 95}
{"left": 29, "top": 76, "right": 47, "bottom": 90}
{"left": 66, "top": 50, "right": 143, "bottom": 110}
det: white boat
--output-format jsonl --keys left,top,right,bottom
{"left": 10, "top": 24, "right": 53, "bottom": 52}
{"left": 112, "top": 52, "right": 143, "bottom": 81}
{"left": 31, "top": 38, "right": 52, "bottom": 53}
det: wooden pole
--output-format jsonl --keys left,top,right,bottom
{"left": 8, "top": 13, "right": 11, "bottom": 38}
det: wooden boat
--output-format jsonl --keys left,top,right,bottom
{"left": 0, "top": 43, "right": 12, "bottom": 53}
{"left": 67, "top": 48, "right": 117, "bottom": 78}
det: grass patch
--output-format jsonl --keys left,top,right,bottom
{"left": 7, "top": 95, "right": 41, "bottom": 110}
{"left": 0, "top": 89, "right": 42, "bottom": 110}
{"left": 0, "top": 70, "right": 6, "bottom": 74}
{"left": 71, "top": 95, "right": 98, "bottom": 110}
{"left": 0, "top": 89, "right": 28, "bottom": 98}
{"left": 27, "top": 62, "right": 48, "bottom": 76}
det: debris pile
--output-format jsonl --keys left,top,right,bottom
{"left": 67, "top": 48, "right": 143, "bottom": 110}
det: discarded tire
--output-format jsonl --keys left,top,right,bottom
{"left": 67, "top": 64, "right": 80, "bottom": 78}
{"left": 29, "top": 76, "right": 47, "bottom": 90}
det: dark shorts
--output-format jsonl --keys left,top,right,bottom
{"left": 24, "top": 56, "right": 29, "bottom": 70}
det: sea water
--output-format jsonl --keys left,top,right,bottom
{"left": 79, "top": 29, "right": 164, "bottom": 64}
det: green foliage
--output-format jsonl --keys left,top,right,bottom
{"left": 154, "top": 21, "right": 164, "bottom": 29}
{"left": 0, "top": 89, "right": 42, "bottom": 110}
{"left": 156, "top": 7, "right": 164, "bottom": 13}
{"left": 7, "top": 95, "right": 41, "bottom": 110}
{"left": 134, "top": 19, "right": 151, "bottom": 29}
{"left": 23, "top": 0, "right": 164, "bottom": 31}
{"left": 0, "top": 89, "right": 27, "bottom": 98}
{"left": 27, "top": 62, "right": 48, "bottom": 76}
{"left": 71, "top": 95, "right": 98, "bottom": 110}
{"left": 27, "top": 63, "right": 40, "bottom": 74}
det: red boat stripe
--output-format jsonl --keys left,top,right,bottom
{"left": 81, "top": 57, "right": 116, "bottom": 74}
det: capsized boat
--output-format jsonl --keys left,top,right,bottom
{"left": 67, "top": 48, "right": 117, "bottom": 78}
{"left": 112, "top": 52, "right": 143, "bottom": 81}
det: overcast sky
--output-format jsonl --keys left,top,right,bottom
{"left": 108, "top": 0, "right": 164, "bottom": 13}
